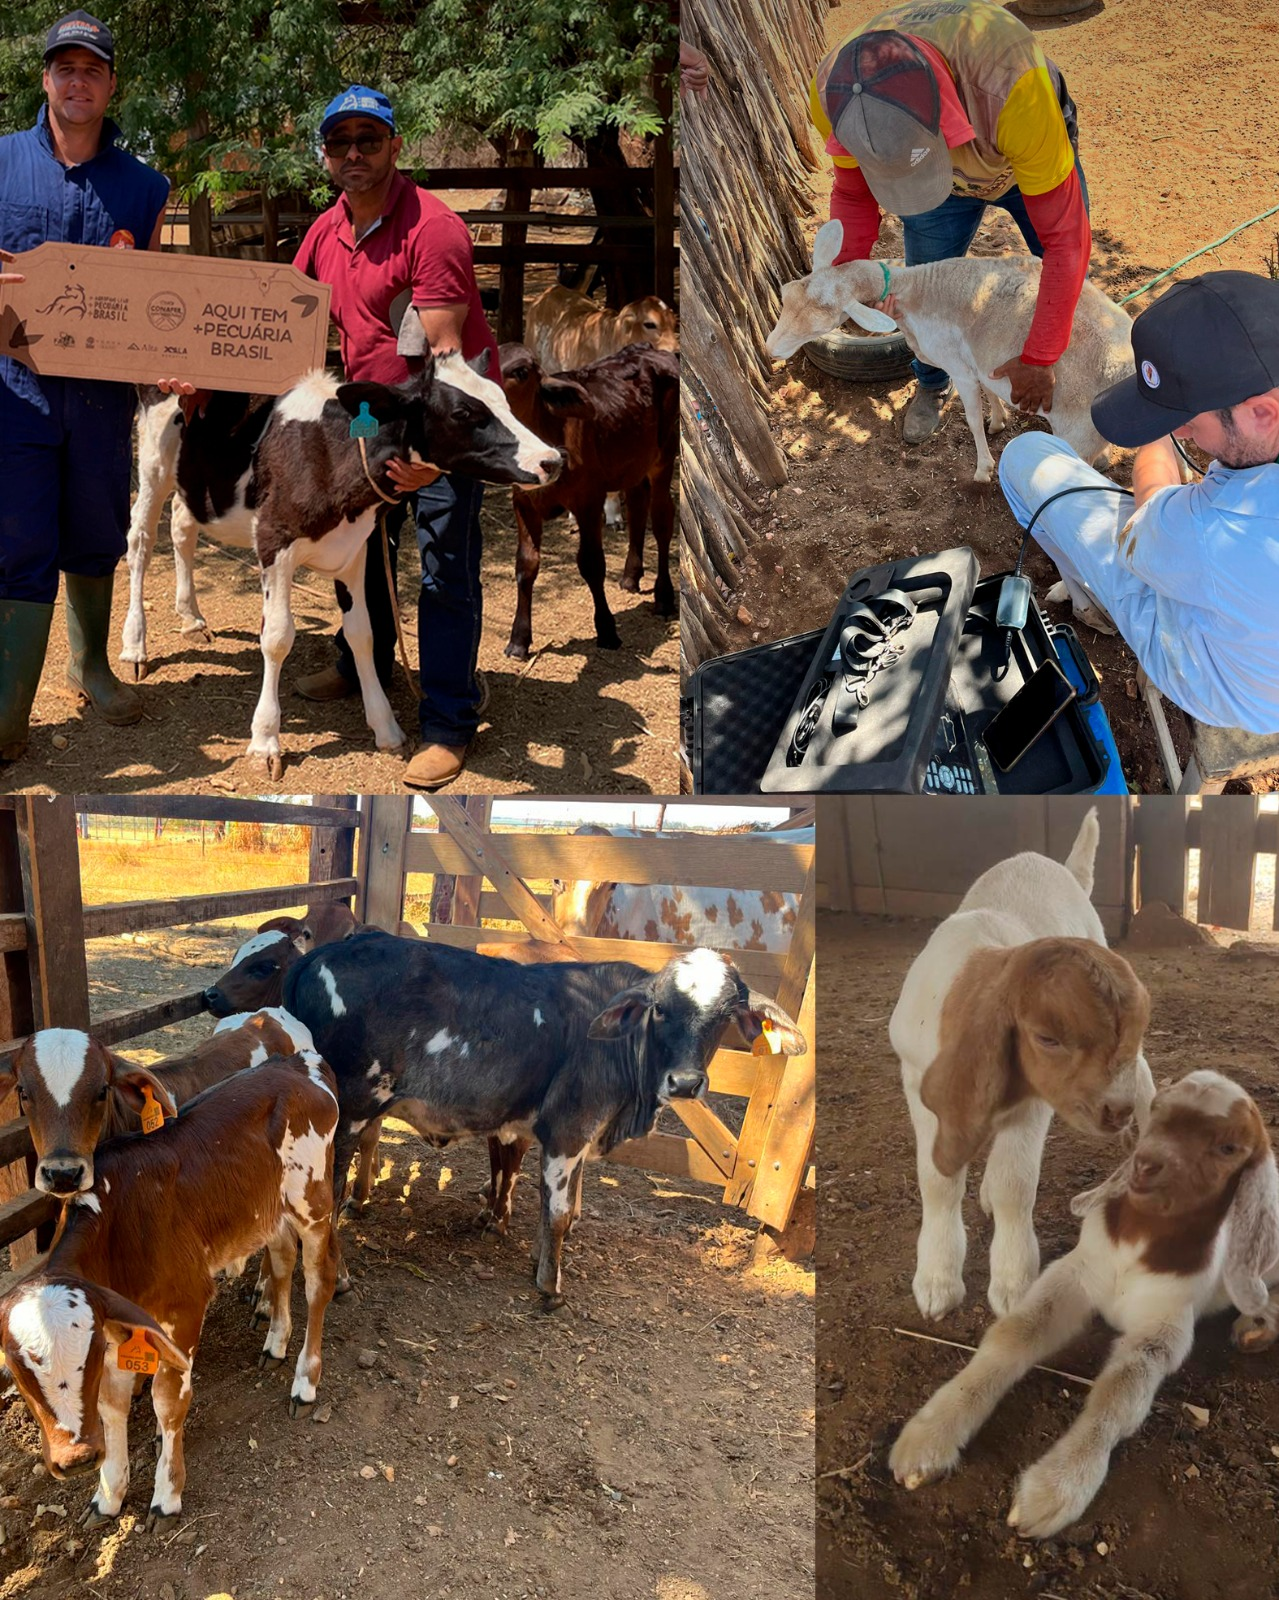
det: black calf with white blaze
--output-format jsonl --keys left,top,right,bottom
{"left": 284, "top": 933, "right": 806, "bottom": 1306}
{"left": 148, "top": 354, "right": 562, "bottom": 776}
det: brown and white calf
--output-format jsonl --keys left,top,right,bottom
{"left": 890, "top": 1070, "right": 1279, "bottom": 1538}
{"left": 120, "top": 355, "right": 563, "bottom": 776}
{"left": 0, "top": 1053, "right": 340, "bottom": 1529}
{"left": 524, "top": 286, "right": 678, "bottom": 372}
{"left": 256, "top": 901, "right": 359, "bottom": 952}
{"left": 2, "top": 1011, "right": 313, "bottom": 1196}
{"left": 498, "top": 342, "right": 679, "bottom": 659}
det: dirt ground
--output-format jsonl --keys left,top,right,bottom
{"left": 817, "top": 910, "right": 1279, "bottom": 1600}
{"left": 729, "top": 0, "right": 1279, "bottom": 795}
{"left": 0, "top": 925, "right": 814, "bottom": 1600}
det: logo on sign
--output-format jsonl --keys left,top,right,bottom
{"left": 147, "top": 292, "right": 186, "bottom": 332}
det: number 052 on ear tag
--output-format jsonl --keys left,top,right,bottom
{"left": 118, "top": 1330, "right": 159, "bottom": 1375}
{"left": 752, "top": 1017, "right": 783, "bottom": 1056}
{"left": 139, "top": 1085, "right": 166, "bottom": 1134}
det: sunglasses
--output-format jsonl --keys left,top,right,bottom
{"left": 323, "top": 134, "right": 387, "bottom": 157}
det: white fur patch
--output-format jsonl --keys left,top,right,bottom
{"left": 544, "top": 1154, "right": 583, "bottom": 1219}
{"left": 298, "top": 1049, "right": 338, "bottom": 1107}
{"left": 278, "top": 1122, "right": 331, "bottom": 1220}
{"left": 232, "top": 930, "right": 289, "bottom": 965}
{"left": 434, "top": 352, "right": 558, "bottom": 479}
{"left": 534, "top": 1008, "right": 545, "bottom": 1028}
{"left": 73, "top": 1192, "right": 101, "bottom": 1215}
{"left": 274, "top": 368, "right": 340, "bottom": 425}
{"left": 248, "top": 1043, "right": 269, "bottom": 1068}
{"left": 1167, "top": 1071, "right": 1249, "bottom": 1118}
{"left": 31, "top": 1029, "right": 93, "bottom": 1109}
{"left": 673, "top": 948, "right": 731, "bottom": 1012}
{"left": 317, "top": 963, "right": 346, "bottom": 1017}
{"left": 426, "top": 1029, "right": 454, "bottom": 1055}
{"left": 9, "top": 1284, "right": 94, "bottom": 1438}
{"left": 214, "top": 1007, "right": 315, "bottom": 1053}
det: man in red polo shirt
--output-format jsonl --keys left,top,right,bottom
{"left": 293, "top": 86, "right": 501, "bottom": 791}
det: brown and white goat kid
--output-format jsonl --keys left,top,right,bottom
{"left": 765, "top": 219, "right": 1135, "bottom": 483}
{"left": 3, "top": 1012, "right": 311, "bottom": 1196}
{"left": 0, "top": 1053, "right": 341, "bottom": 1529}
{"left": 889, "top": 1070, "right": 1279, "bottom": 1539}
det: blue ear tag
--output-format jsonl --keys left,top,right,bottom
{"left": 349, "top": 401, "right": 379, "bottom": 440}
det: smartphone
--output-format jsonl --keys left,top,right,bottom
{"left": 981, "top": 660, "right": 1078, "bottom": 773}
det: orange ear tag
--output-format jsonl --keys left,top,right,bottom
{"left": 117, "top": 1330, "right": 159, "bottom": 1375}
{"left": 139, "top": 1085, "right": 166, "bottom": 1134}
{"left": 752, "top": 1017, "right": 783, "bottom": 1056}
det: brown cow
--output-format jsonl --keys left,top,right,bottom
{"left": 524, "top": 285, "right": 678, "bottom": 372}
{"left": 498, "top": 342, "right": 679, "bottom": 660}
{"left": 0, "top": 1052, "right": 340, "bottom": 1529}
{"left": 256, "top": 901, "right": 358, "bottom": 952}
{"left": 3, "top": 1012, "right": 312, "bottom": 1197}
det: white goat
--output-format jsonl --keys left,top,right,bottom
{"left": 765, "top": 219, "right": 1135, "bottom": 483}
{"left": 890, "top": 806, "right": 1155, "bottom": 1321}
{"left": 120, "top": 387, "right": 208, "bottom": 680}
{"left": 890, "top": 1070, "right": 1279, "bottom": 1538}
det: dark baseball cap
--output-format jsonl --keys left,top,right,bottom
{"left": 44, "top": 10, "right": 114, "bottom": 66}
{"left": 1092, "top": 271, "right": 1279, "bottom": 447}
{"left": 820, "top": 31, "right": 951, "bottom": 217}
{"left": 320, "top": 86, "right": 396, "bottom": 138}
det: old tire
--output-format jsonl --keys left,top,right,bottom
{"left": 802, "top": 328, "right": 915, "bottom": 383}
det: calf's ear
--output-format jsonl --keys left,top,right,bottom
{"left": 108, "top": 1059, "right": 177, "bottom": 1119}
{"left": 588, "top": 986, "right": 653, "bottom": 1040}
{"left": 96, "top": 1285, "right": 190, "bottom": 1372}
{"left": 1070, "top": 1154, "right": 1134, "bottom": 1217}
{"left": 733, "top": 993, "right": 806, "bottom": 1055}
{"left": 539, "top": 376, "right": 592, "bottom": 417}
{"left": 335, "top": 382, "right": 405, "bottom": 422}
{"left": 468, "top": 349, "right": 491, "bottom": 378}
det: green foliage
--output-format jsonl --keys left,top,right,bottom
{"left": 0, "top": 0, "right": 675, "bottom": 204}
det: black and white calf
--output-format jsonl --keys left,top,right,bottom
{"left": 284, "top": 933, "right": 807, "bottom": 1306}
{"left": 121, "top": 356, "right": 563, "bottom": 775}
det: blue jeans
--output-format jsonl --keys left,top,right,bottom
{"left": 333, "top": 472, "right": 486, "bottom": 746}
{"left": 903, "top": 159, "right": 1091, "bottom": 391}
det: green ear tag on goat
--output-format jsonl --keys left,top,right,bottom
{"left": 349, "top": 401, "right": 379, "bottom": 440}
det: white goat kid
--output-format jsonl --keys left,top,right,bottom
{"left": 766, "top": 220, "right": 1135, "bottom": 483}
{"left": 889, "top": 1070, "right": 1279, "bottom": 1539}
{"left": 891, "top": 807, "right": 1154, "bottom": 1321}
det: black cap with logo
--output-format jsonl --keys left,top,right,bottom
{"left": 44, "top": 11, "right": 115, "bottom": 68}
{"left": 1092, "top": 271, "right": 1279, "bottom": 447}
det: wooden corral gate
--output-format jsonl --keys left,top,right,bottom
{"left": 819, "top": 795, "right": 1279, "bottom": 939}
{"left": 0, "top": 794, "right": 815, "bottom": 1262}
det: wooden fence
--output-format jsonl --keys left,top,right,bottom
{"left": 0, "top": 793, "right": 815, "bottom": 1260}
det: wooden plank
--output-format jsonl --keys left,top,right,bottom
{"left": 72, "top": 797, "right": 361, "bottom": 829}
{"left": 425, "top": 799, "right": 583, "bottom": 951}
{"left": 872, "top": 795, "right": 1046, "bottom": 898}
{"left": 498, "top": 148, "right": 535, "bottom": 344}
{"left": 1134, "top": 798, "right": 1191, "bottom": 913}
{"left": 774, "top": 857, "right": 816, "bottom": 1022}
{"left": 606, "top": 1133, "right": 725, "bottom": 1187}
{"left": 0, "top": 913, "right": 25, "bottom": 953}
{"left": 744, "top": 962, "right": 817, "bottom": 1230}
{"left": 422, "top": 165, "right": 661, "bottom": 189}
{"left": 817, "top": 795, "right": 850, "bottom": 912}
{"left": 0, "top": 1118, "right": 32, "bottom": 1168}
{"left": 89, "top": 988, "right": 210, "bottom": 1048}
{"left": 81, "top": 878, "right": 358, "bottom": 940}
{"left": 419, "top": 922, "right": 786, "bottom": 987}
{"left": 17, "top": 798, "right": 89, "bottom": 1031}
{"left": 652, "top": 76, "right": 676, "bottom": 306}
{"left": 404, "top": 831, "right": 813, "bottom": 892}
{"left": 360, "top": 796, "right": 412, "bottom": 931}
{"left": 308, "top": 796, "right": 359, "bottom": 890}
{"left": 0, "top": 1188, "right": 59, "bottom": 1252}
{"left": 1198, "top": 797, "right": 1260, "bottom": 931}
{"left": 668, "top": 1098, "right": 738, "bottom": 1178}
{"left": 0, "top": 812, "right": 36, "bottom": 1265}
{"left": 707, "top": 1051, "right": 761, "bottom": 1099}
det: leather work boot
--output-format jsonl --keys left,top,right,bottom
{"left": 62, "top": 573, "right": 142, "bottom": 725}
{"left": 902, "top": 382, "right": 954, "bottom": 444}
{"left": 296, "top": 664, "right": 359, "bottom": 701}
{"left": 0, "top": 598, "right": 56, "bottom": 763}
{"left": 402, "top": 742, "right": 468, "bottom": 791}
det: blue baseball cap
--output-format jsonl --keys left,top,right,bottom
{"left": 320, "top": 86, "right": 395, "bottom": 139}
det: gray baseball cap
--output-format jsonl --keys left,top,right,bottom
{"left": 820, "top": 31, "right": 952, "bottom": 218}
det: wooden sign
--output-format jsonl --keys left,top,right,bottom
{"left": 0, "top": 243, "right": 331, "bottom": 395}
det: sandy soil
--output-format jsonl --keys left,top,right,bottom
{"left": 0, "top": 926, "right": 814, "bottom": 1600}
{"left": 727, "top": 0, "right": 1279, "bottom": 794}
{"left": 817, "top": 911, "right": 1279, "bottom": 1600}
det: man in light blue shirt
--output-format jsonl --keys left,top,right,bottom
{"left": 998, "top": 271, "right": 1279, "bottom": 734}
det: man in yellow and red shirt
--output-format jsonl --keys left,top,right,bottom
{"left": 811, "top": 0, "right": 1090, "bottom": 442}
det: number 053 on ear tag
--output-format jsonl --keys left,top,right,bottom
{"left": 752, "top": 1017, "right": 784, "bottom": 1056}
{"left": 117, "top": 1330, "right": 159, "bottom": 1375}
{"left": 139, "top": 1085, "right": 166, "bottom": 1134}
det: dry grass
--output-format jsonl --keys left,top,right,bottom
{"left": 78, "top": 837, "right": 312, "bottom": 909}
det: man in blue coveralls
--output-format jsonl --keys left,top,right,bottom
{"left": 0, "top": 11, "right": 170, "bottom": 764}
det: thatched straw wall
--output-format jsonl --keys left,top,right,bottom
{"left": 680, "top": 0, "right": 828, "bottom": 673}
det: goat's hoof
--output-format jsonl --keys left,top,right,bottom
{"left": 912, "top": 1269, "right": 966, "bottom": 1322}
{"left": 178, "top": 620, "right": 212, "bottom": 640}
{"left": 289, "top": 1395, "right": 316, "bottom": 1421}
{"left": 267, "top": 754, "right": 286, "bottom": 781}
{"left": 258, "top": 1350, "right": 286, "bottom": 1372}
{"left": 249, "top": 1310, "right": 271, "bottom": 1333}
{"left": 80, "top": 1504, "right": 117, "bottom": 1531}
{"left": 124, "top": 660, "right": 148, "bottom": 683}
{"left": 538, "top": 1289, "right": 565, "bottom": 1312}
{"left": 143, "top": 1508, "right": 181, "bottom": 1536}
{"left": 1232, "top": 1314, "right": 1278, "bottom": 1353}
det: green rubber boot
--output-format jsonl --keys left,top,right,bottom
{"left": 0, "top": 599, "right": 56, "bottom": 763}
{"left": 63, "top": 572, "right": 142, "bottom": 726}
